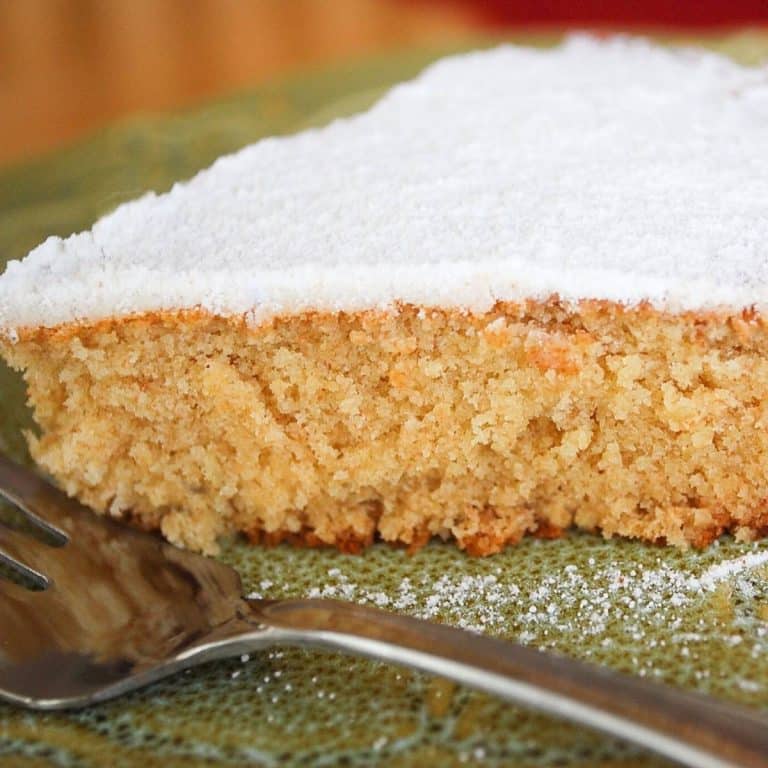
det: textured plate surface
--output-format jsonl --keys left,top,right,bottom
{"left": 1, "top": 32, "right": 768, "bottom": 768}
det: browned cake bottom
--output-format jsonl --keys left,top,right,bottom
{"left": 3, "top": 298, "right": 768, "bottom": 555}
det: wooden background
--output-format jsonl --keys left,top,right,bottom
{"left": 2, "top": 1, "right": 767, "bottom": 169}
{"left": 0, "top": 0, "right": 484, "bottom": 168}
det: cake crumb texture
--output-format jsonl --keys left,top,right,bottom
{"left": 5, "top": 301, "right": 768, "bottom": 554}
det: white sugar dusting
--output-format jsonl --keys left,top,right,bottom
{"left": 2, "top": 36, "right": 768, "bottom": 336}
{"left": 693, "top": 550, "right": 768, "bottom": 589}
{"left": 244, "top": 547, "right": 768, "bottom": 687}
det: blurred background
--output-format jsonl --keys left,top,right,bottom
{"left": 2, "top": 0, "right": 768, "bottom": 169}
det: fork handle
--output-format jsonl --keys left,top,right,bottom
{"left": 251, "top": 598, "right": 768, "bottom": 768}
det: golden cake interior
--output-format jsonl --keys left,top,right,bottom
{"left": 3, "top": 299, "right": 768, "bottom": 555}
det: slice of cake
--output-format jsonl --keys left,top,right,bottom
{"left": 2, "top": 37, "right": 768, "bottom": 555}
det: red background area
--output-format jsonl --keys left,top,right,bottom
{"left": 413, "top": 0, "right": 768, "bottom": 28}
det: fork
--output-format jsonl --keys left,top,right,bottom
{"left": 0, "top": 453, "right": 766, "bottom": 768}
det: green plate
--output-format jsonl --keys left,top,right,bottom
{"left": 2, "top": 33, "right": 768, "bottom": 768}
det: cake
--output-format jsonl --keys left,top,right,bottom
{"left": 2, "top": 37, "right": 768, "bottom": 555}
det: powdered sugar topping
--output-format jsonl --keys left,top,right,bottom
{"left": 2, "top": 36, "right": 768, "bottom": 335}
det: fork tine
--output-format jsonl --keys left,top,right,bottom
{"left": 0, "top": 524, "right": 50, "bottom": 588}
{"left": 0, "top": 572, "right": 38, "bottom": 602}
{"left": 0, "top": 565, "right": 47, "bottom": 599}
{"left": 0, "top": 454, "right": 69, "bottom": 541}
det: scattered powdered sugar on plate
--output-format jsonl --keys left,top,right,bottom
{"left": 694, "top": 550, "right": 768, "bottom": 589}
{"left": 245, "top": 542, "right": 768, "bottom": 687}
{"left": 271, "top": 548, "right": 768, "bottom": 636}
{"left": 218, "top": 537, "right": 768, "bottom": 763}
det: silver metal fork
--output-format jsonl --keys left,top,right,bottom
{"left": 0, "top": 453, "right": 766, "bottom": 768}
